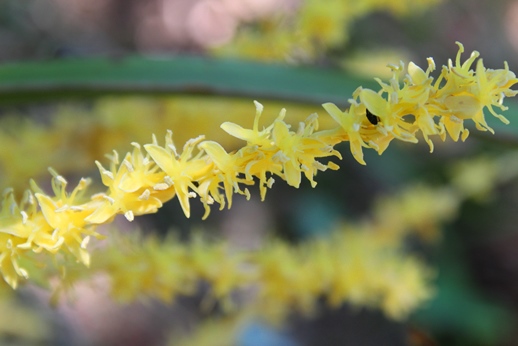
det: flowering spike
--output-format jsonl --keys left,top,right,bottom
{"left": 0, "top": 42, "right": 517, "bottom": 292}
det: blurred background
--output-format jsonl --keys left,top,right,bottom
{"left": 0, "top": 0, "right": 516, "bottom": 66}
{"left": 1, "top": 0, "right": 518, "bottom": 345}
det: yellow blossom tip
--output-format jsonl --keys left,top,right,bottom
{"left": 253, "top": 100, "right": 264, "bottom": 113}
{"left": 48, "top": 167, "right": 61, "bottom": 179}
{"left": 426, "top": 57, "right": 436, "bottom": 71}
{"left": 455, "top": 41, "right": 464, "bottom": 53}
{"left": 124, "top": 211, "right": 135, "bottom": 222}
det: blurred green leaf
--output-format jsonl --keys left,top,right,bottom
{"left": 0, "top": 56, "right": 376, "bottom": 106}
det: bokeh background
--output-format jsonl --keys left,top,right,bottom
{"left": 2, "top": 0, "right": 518, "bottom": 345}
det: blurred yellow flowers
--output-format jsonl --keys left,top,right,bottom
{"left": 214, "top": 0, "right": 441, "bottom": 62}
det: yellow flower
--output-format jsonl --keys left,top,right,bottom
{"left": 0, "top": 189, "right": 50, "bottom": 288}
{"left": 0, "top": 235, "right": 28, "bottom": 289}
{"left": 221, "top": 101, "right": 284, "bottom": 200}
{"left": 254, "top": 241, "right": 320, "bottom": 318}
{"left": 358, "top": 86, "right": 419, "bottom": 144}
{"left": 188, "top": 236, "right": 247, "bottom": 304}
{"left": 381, "top": 60, "right": 440, "bottom": 151}
{"left": 378, "top": 256, "right": 434, "bottom": 320}
{"left": 220, "top": 101, "right": 279, "bottom": 148}
{"left": 198, "top": 140, "right": 252, "bottom": 212}
{"left": 31, "top": 170, "right": 102, "bottom": 266}
{"left": 322, "top": 101, "right": 373, "bottom": 165}
{"left": 213, "top": 0, "right": 440, "bottom": 62}
{"left": 324, "top": 228, "right": 434, "bottom": 320}
{"left": 437, "top": 42, "right": 518, "bottom": 140}
{"left": 327, "top": 94, "right": 397, "bottom": 157}
{"left": 144, "top": 132, "right": 211, "bottom": 218}
{"left": 271, "top": 114, "right": 341, "bottom": 188}
{"left": 86, "top": 143, "right": 174, "bottom": 223}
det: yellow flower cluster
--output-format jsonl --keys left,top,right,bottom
{"left": 323, "top": 42, "right": 518, "bottom": 164}
{"left": 59, "top": 226, "right": 432, "bottom": 321}
{"left": 0, "top": 43, "right": 516, "bottom": 292}
{"left": 214, "top": 0, "right": 441, "bottom": 61}
{"left": 84, "top": 233, "right": 247, "bottom": 305}
{"left": 254, "top": 228, "right": 433, "bottom": 321}
{"left": 0, "top": 172, "right": 104, "bottom": 289}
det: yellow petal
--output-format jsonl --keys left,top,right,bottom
{"left": 175, "top": 183, "right": 192, "bottom": 218}
{"left": 322, "top": 102, "right": 344, "bottom": 126}
{"left": 85, "top": 201, "right": 117, "bottom": 224}
{"left": 220, "top": 122, "right": 250, "bottom": 142}
{"left": 35, "top": 194, "right": 58, "bottom": 229}
{"left": 199, "top": 141, "right": 230, "bottom": 170}
{"left": 359, "top": 89, "right": 389, "bottom": 117}
{"left": 284, "top": 160, "right": 301, "bottom": 188}
{"left": 408, "top": 62, "right": 427, "bottom": 84}
{"left": 144, "top": 144, "right": 176, "bottom": 175}
{"left": 444, "top": 94, "right": 481, "bottom": 120}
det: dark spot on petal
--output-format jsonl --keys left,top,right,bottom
{"left": 366, "top": 109, "right": 380, "bottom": 125}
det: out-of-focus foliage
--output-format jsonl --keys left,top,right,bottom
{"left": 214, "top": 0, "right": 441, "bottom": 62}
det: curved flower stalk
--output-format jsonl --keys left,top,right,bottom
{"left": 0, "top": 43, "right": 516, "bottom": 289}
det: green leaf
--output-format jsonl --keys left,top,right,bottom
{"left": 0, "top": 56, "right": 375, "bottom": 106}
